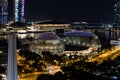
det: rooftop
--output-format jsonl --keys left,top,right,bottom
{"left": 35, "top": 32, "right": 60, "bottom": 40}
{"left": 36, "top": 20, "right": 67, "bottom": 24}
{"left": 64, "top": 31, "right": 96, "bottom": 37}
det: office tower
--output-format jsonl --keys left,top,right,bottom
{"left": 0, "top": 0, "right": 8, "bottom": 25}
{"left": 14, "top": 0, "right": 25, "bottom": 23}
{"left": 114, "top": 1, "right": 120, "bottom": 27}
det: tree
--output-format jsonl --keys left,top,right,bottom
{"left": 37, "top": 74, "right": 53, "bottom": 80}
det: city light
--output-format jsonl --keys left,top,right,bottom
{"left": 0, "top": 0, "right": 120, "bottom": 80}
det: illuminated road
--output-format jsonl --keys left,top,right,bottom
{"left": 19, "top": 72, "right": 48, "bottom": 80}
{"left": 85, "top": 46, "right": 120, "bottom": 65}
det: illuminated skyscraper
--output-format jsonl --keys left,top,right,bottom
{"left": 0, "top": 0, "right": 8, "bottom": 25}
{"left": 14, "top": 0, "right": 25, "bottom": 23}
{"left": 114, "top": 1, "right": 120, "bottom": 27}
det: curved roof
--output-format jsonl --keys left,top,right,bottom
{"left": 35, "top": 32, "right": 60, "bottom": 40}
{"left": 36, "top": 20, "right": 67, "bottom": 24}
{"left": 64, "top": 31, "right": 96, "bottom": 37}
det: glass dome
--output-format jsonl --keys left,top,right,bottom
{"left": 30, "top": 32, "right": 64, "bottom": 55}
{"left": 63, "top": 31, "right": 101, "bottom": 51}
{"left": 35, "top": 32, "right": 60, "bottom": 40}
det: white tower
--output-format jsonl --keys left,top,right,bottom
{"left": 8, "top": 33, "right": 18, "bottom": 80}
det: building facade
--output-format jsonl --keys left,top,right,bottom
{"left": 63, "top": 31, "right": 101, "bottom": 51}
{"left": 14, "top": 0, "right": 25, "bottom": 23}
{"left": 30, "top": 32, "right": 65, "bottom": 55}
{"left": 114, "top": 1, "right": 120, "bottom": 28}
{"left": 0, "top": 0, "right": 8, "bottom": 25}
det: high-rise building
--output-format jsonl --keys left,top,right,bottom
{"left": 14, "top": 0, "right": 25, "bottom": 23}
{"left": 114, "top": 1, "right": 120, "bottom": 27}
{"left": 0, "top": 0, "right": 8, "bottom": 25}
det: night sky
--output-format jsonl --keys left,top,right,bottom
{"left": 9, "top": 0, "right": 116, "bottom": 23}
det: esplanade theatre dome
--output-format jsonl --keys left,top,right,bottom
{"left": 30, "top": 32, "right": 64, "bottom": 55}
{"left": 63, "top": 31, "right": 101, "bottom": 51}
